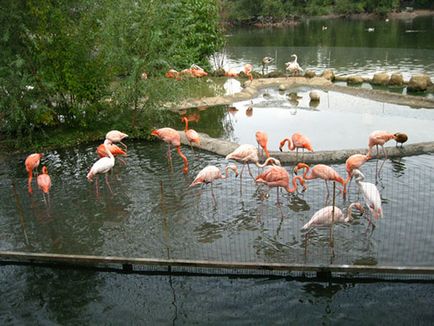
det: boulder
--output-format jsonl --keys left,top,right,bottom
{"left": 347, "top": 75, "right": 364, "bottom": 85}
{"left": 407, "top": 74, "right": 433, "bottom": 92}
{"left": 278, "top": 84, "right": 286, "bottom": 91}
{"left": 372, "top": 72, "right": 390, "bottom": 85}
{"left": 389, "top": 73, "right": 404, "bottom": 86}
{"left": 321, "top": 69, "right": 335, "bottom": 81}
{"left": 304, "top": 70, "right": 316, "bottom": 78}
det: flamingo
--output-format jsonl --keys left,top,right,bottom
{"left": 367, "top": 130, "right": 396, "bottom": 159}
{"left": 279, "top": 132, "right": 314, "bottom": 156}
{"left": 294, "top": 163, "right": 346, "bottom": 196}
{"left": 352, "top": 169, "right": 383, "bottom": 230}
{"left": 87, "top": 139, "right": 116, "bottom": 196}
{"left": 261, "top": 56, "right": 274, "bottom": 75}
{"left": 151, "top": 127, "right": 189, "bottom": 174}
{"left": 37, "top": 166, "right": 52, "bottom": 206}
{"left": 181, "top": 117, "right": 200, "bottom": 148}
{"left": 345, "top": 154, "right": 370, "bottom": 193}
{"left": 224, "top": 68, "right": 239, "bottom": 78}
{"left": 225, "top": 144, "right": 280, "bottom": 179}
{"left": 243, "top": 64, "right": 253, "bottom": 83}
{"left": 301, "top": 202, "right": 364, "bottom": 230}
{"left": 106, "top": 130, "right": 128, "bottom": 150}
{"left": 96, "top": 143, "right": 127, "bottom": 165}
{"left": 285, "top": 54, "right": 303, "bottom": 77}
{"left": 394, "top": 132, "right": 408, "bottom": 147}
{"left": 255, "top": 165, "right": 306, "bottom": 203}
{"left": 25, "top": 153, "right": 43, "bottom": 193}
{"left": 189, "top": 164, "right": 239, "bottom": 205}
{"left": 255, "top": 131, "right": 270, "bottom": 158}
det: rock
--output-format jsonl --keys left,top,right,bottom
{"left": 321, "top": 69, "right": 335, "bottom": 81}
{"left": 304, "top": 70, "right": 316, "bottom": 78}
{"left": 213, "top": 68, "right": 226, "bottom": 77}
{"left": 309, "top": 90, "right": 320, "bottom": 101}
{"left": 278, "top": 84, "right": 286, "bottom": 91}
{"left": 372, "top": 72, "right": 390, "bottom": 85}
{"left": 407, "top": 74, "right": 433, "bottom": 92}
{"left": 347, "top": 75, "right": 364, "bottom": 85}
{"left": 389, "top": 73, "right": 404, "bottom": 86}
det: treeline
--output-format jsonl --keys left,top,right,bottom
{"left": 220, "top": 0, "right": 434, "bottom": 24}
{"left": 0, "top": 0, "right": 223, "bottom": 145}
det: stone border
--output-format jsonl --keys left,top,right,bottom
{"left": 173, "top": 76, "right": 434, "bottom": 110}
{"left": 180, "top": 132, "right": 434, "bottom": 164}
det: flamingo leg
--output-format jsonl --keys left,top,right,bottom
{"left": 247, "top": 163, "right": 255, "bottom": 179}
{"left": 210, "top": 183, "right": 217, "bottom": 206}
{"left": 95, "top": 177, "right": 99, "bottom": 198}
{"left": 105, "top": 173, "right": 113, "bottom": 194}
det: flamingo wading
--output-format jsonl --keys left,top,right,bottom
{"left": 182, "top": 117, "right": 200, "bottom": 148}
{"left": 25, "top": 153, "right": 43, "bottom": 193}
{"left": 87, "top": 139, "right": 116, "bottom": 195}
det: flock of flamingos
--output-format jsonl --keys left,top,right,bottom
{"left": 24, "top": 118, "right": 408, "bottom": 233}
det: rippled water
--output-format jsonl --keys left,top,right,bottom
{"left": 1, "top": 141, "right": 433, "bottom": 268}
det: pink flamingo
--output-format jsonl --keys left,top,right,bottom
{"left": 25, "top": 153, "right": 43, "bottom": 194}
{"left": 279, "top": 133, "right": 314, "bottom": 156}
{"left": 87, "top": 139, "right": 115, "bottom": 196}
{"left": 106, "top": 130, "right": 128, "bottom": 150}
{"left": 189, "top": 164, "right": 239, "bottom": 205}
{"left": 302, "top": 202, "right": 364, "bottom": 230}
{"left": 255, "top": 165, "right": 306, "bottom": 203}
{"left": 181, "top": 117, "right": 200, "bottom": 148}
{"left": 151, "top": 127, "right": 189, "bottom": 174}
{"left": 255, "top": 131, "right": 270, "bottom": 158}
{"left": 367, "top": 130, "right": 396, "bottom": 159}
{"left": 345, "top": 154, "right": 370, "bottom": 194}
{"left": 225, "top": 144, "right": 280, "bottom": 179}
{"left": 294, "top": 163, "right": 346, "bottom": 196}
{"left": 37, "top": 166, "right": 52, "bottom": 205}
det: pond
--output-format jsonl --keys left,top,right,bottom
{"left": 216, "top": 16, "right": 434, "bottom": 90}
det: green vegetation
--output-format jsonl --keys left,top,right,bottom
{"left": 220, "top": 0, "right": 433, "bottom": 24}
{"left": 0, "top": 0, "right": 223, "bottom": 150}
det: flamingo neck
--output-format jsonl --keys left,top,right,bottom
{"left": 285, "top": 175, "right": 305, "bottom": 193}
{"left": 256, "top": 157, "right": 276, "bottom": 168}
{"left": 345, "top": 203, "right": 357, "bottom": 222}
{"left": 176, "top": 146, "right": 189, "bottom": 174}
{"left": 297, "top": 163, "right": 311, "bottom": 179}
{"left": 183, "top": 118, "right": 189, "bottom": 132}
{"left": 223, "top": 165, "right": 237, "bottom": 179}
{"left": 279, "top": 137, "right": 294, "bottom": 151}
{"left": 104, "top": 140, "right": 114, "bottom": 161}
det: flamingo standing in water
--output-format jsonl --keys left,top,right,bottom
{"left": 302, "top": 202, "right": 364, "bottom": 230}
{"left": 285, "top": 54, "right": 303, "bottom": 77}
{"left": 279, "top": 133, "right": 314, "bottom": 156}
{"left": 367, "top": 130, "right": 396, "bottom": 159}
{"left": 255, "top": 165, "right": 306, "bottom": 203}
{"left": 181, "top": 117, "right": 200, "bottom": 148}
{"left": 189, "top": 164, "right": 239, "bottom": 205}
{"left": 106, "top": 130, "right": 128, "bottom": 150}
{"left": 25, "top": 153, "right": 43, "bottom": 193}
{"left": 294, "top": 163, "right": 346, "bottom": 196}
{"left": 37, "top": 166, "right": 52, "bottom": 206}
{"left": 87, "top": 139, "right": 116, "bottom": 196}
{"left": 352, "top": 169, "right": 383, "bottom": 231}
{"left": 345, "top": 154, "right": 370, "bottom": 194}
{"left": 151, "top": 127, "right": 189, "bottom": 174}
{"left": 255, "top": 131, "right": 270, "bottom": 159}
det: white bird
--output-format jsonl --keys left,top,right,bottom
{"left": 285, "top": 54, "right": 303, "bottom": 76}
{"left": 302, "top": 202, "right": 364, "bottom": 230}
{"left": 352, "top": 169, "right": 383, "bottom": 229}
{"left": 367, "top": 27, "right": 375, "bottom": 32}
{"left": 87, "top": 139, "right": 115, "bottom": 195}
{"left": 261, "top": 56, "right": 274, "bottom": 75}
{"left": 106, "top": 130, "right": 128, "bottom": 150}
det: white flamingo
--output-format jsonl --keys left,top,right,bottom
{"left": 302, "top": 202, "right": 364, "bottom": 230}
{"left": 87, "top": 139, "right": 115, "bottom": 195}
{"left": 106, "top": 130, "right": 128, "bottom": 150}
{"left": 261, "top": 56, "right": 274, "bottom": 74}
{"left": 352, "top": 169, "right": 383, "bottom": 230}
{"left": 285, "top": 54, "right": 303, "bottom": 76}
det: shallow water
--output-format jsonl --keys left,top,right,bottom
{"left": 1, "top": 141, "right": 433, "bottom": 268}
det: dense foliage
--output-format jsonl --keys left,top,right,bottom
{"left": 220, "top": 0, "right": 433, "bottom": 24}
{"left": 0, "top": 0, "right": 223, "bottom": 146}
